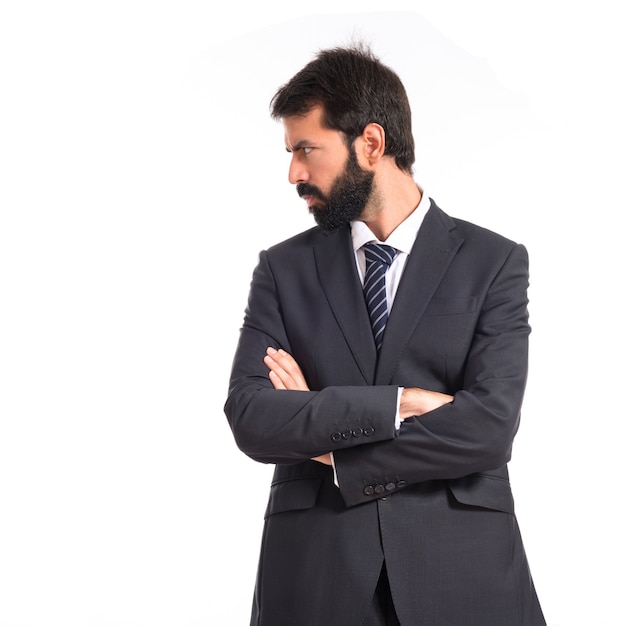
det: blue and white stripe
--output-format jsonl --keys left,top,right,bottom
{"left": 363, "top": 242, "right": 397, "bottom": 350}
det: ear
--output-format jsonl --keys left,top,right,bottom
{"left": 357, "top": 123, "right": 386, "bottom": 165}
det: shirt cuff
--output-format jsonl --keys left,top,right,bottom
{"left": 395, "top": 387, "right": 404, "bottom": 430}
{"left": 330, "top": 452, "right": 340, "bottom": 487}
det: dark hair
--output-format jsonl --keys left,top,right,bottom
{"left": 270, "top": 43, "right": 415, "bottom": 173}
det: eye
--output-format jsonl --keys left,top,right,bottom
{"left": 302, "top": 146, "right": 313, "bottom": 155}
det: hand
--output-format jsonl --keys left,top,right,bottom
{"left": 311, "top": 453, "right": 332, "bottom": 466}
{"left": 264, "top": 347, "right": 310, "bottom": 391}
{"left": 399, "top": 387, "right": 453, "bottom": 420}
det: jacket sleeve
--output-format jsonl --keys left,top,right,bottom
{"left": 333, "top": 243, "right": 531, "bottom": 507}
{"left": 224, "top": 249, "right": 399, "bottom": 465}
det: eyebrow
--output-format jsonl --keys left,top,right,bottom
{"left": 285, "top": 140, "right": 313, "bottom": 153}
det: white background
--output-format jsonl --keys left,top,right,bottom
{"left": 1, "top": 2, "right": 624, "bottom": 625}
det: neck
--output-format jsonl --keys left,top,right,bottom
{"left": 359, "top": 169, "right": 422, "bottom": 241}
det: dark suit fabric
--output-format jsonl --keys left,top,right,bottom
{"left": 225, "top": 201, "right": 546, "bottom": 626}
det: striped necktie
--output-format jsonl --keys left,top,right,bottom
{"left": 363, "top": 242, "right": 397, "bottom": 350}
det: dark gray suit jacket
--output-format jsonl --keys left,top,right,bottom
{"left": 225, "top": 200, "right": 545, "bottom": 626}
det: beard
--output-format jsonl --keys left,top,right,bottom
{"left": 297, "top": 147, "right": 374, "bottom": 231}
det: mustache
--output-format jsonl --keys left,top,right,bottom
{"left": 297, "top": 183, "right": 325, "bottom": 201}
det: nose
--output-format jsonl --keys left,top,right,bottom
{"left": 288, "top": 155, "right": 308, "bottom": 185}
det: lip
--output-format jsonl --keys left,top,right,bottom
{"left": 301, "top": 194, "right": 315, "bottom": 208}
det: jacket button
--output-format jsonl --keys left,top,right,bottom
{"left": 385, "top": 482, "right": 396, "bottom": 491}
{"left": 341, "top": 430, "right": 352, "bottom": 439}
{"left": 363, "top": 485, "right": 375, "bottom": 496}
{"left": 363, "top": 426, "right": 375, "bottom": 436}
{"left": 351, "top": 427, "right": 363, "bottom": 437}
{"left": 397, "top": 480, "right": 406, "bottom": 488}
{"left": 330, "top": 432, "right": 342, "bottom": 442}
{"left": 374, "top": 484, "right": 385, "bottom": 494}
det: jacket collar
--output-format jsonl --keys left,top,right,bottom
{"left": 313, "top": 200, "right": 464, "bottom": 385}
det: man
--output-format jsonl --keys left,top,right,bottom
{"left": 224, "top": 43, "right": 545, "bottom": 626}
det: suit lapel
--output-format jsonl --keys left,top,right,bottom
{"left": 375, "top": 203, "right": 464, "bottom": 384}
{"left": 314, "top": 226, "right": 378, "bottom": 384}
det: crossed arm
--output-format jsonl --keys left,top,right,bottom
{"left": 263, "top": 346, "right": 454, "bottom": 465}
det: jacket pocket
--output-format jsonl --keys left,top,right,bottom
{"left": 264, "top": 476, "right": 323, "bottom": 519}
{"left": 447, "top": 472, "right": 515, "bottom": 514}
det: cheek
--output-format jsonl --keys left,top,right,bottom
{"left": 318, "top": 162, "right": 345, "bottom": 191}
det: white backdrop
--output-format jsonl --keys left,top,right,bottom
{"left": 1, "top": 2, "right": 624, "bottom": 625}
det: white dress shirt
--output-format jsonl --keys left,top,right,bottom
{"left": 330, "top": 187, "right": 430, "bottom": 482}
{"left": 350, "top": 190, "right": 431, "bottom": 305}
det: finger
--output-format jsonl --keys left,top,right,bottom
{"left": 273, "top": 349, "right": 307, "bottom": 386}
{"left": 268, "top": 369, "right": 286, "bottom": 390}
{"left": 265, "top": 347, "right": 310, "bottom": 391}
{"left": 266, "top": 348, "right": 298, "bottom": 382}
{"left": 264, "top": 354, "right": 289, "bottom": 380}
{"left": 264, "top": 354, "right": 297, "bottom": 390}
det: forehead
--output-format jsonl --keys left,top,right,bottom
{"left": 282, "top": 106, "right": 344, "bottom": 150}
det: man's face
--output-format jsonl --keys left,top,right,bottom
{"left": 283, "top": 107, "right": 374, "bottom": 231}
